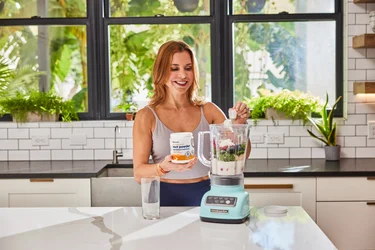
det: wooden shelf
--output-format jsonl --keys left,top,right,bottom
{"left": 354, "top": 81, "right": 375, "bottom": 94}
{"left": 353, "top": 34, "right": 375, "bottom": 48}
{"left": 354, "top": 0, "right": 375, "bottom": 3}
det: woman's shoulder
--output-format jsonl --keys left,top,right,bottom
{"left": 201, "top": 102, "right": 226, "bottom": 124}
{"left": 134, "top": 106, "right": 156, "bottom": 125}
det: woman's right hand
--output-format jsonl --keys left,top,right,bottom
{"left": 159, "top": 155, "right": 198, "bottom": 172}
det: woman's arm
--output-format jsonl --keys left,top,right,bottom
{"left": 133, "top": 107, "right": 198, "bottom": 184}
{"left": 133, "top": 108, "right": 160, "bottom": 184}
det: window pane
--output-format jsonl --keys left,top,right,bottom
{"left": 109, "top": 24, "right": 211, "bottom": 112}
{"left": 110, "top": 0, "right": 210, "bottom": 17}
{"left": 0, "top": 25, "right": 88, "bottom": 112}
{"left": 0, "top": 0, "right": 87, "bottom": 19}
{"left": 233, "top": 0, "right": 335, "bottom": 14}
{"left": 233, "top": 21, "right": 336, "bottom": 105}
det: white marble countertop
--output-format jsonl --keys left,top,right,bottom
{"left": 0, "top": 206, "right": 336, "bottom": 250}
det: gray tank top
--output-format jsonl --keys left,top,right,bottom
{"left": 146, "top": 105, "right": 211, "bottom": 179}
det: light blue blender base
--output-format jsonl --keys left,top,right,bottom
{"left": 200, "top": 185, "right": 250, "bottom": 224}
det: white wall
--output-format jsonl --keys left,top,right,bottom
{"left": 0, "top": 0, "right": 374, "bottom": 161}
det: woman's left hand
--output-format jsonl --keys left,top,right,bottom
{"left": 230, "top": 101, "right": 250, "bottom": 124}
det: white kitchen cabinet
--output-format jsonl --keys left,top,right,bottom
{"left": 317, "top": 177, "right": 375, "bottom": 250}
{"left": 0, "top": 179, "right": 91, "bottom": 207}
{"left": 244, "top": 177, "right": 316, "bottom": 221}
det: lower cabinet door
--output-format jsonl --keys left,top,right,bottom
{"left": 0, "top": 179, "right": 91, "bottom": 207}
{"left": 317, "top": 202, "right": 375, "bottom": 250}
{"left": 244, "top": 177, "right": 316, "bottom": 221}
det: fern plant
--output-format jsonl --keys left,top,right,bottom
{"left": 0, "top": 90, "right": 79, "bottom": 123}
{"left": 307, "top": 94, "right": 342, "bottom": 146}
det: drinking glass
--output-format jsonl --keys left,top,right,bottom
{"left": 141, "top": 176, "right": 160, "bottom": 220}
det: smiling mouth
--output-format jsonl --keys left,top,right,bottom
{"left": 173, "top": 80, "right": 188, "bottom": 86}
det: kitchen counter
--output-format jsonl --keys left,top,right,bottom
{"left": 0, "top": 206, "right": 336, "bottom": 250}
{"left": 1, "top": 158, "right": 375, "bottom": 178}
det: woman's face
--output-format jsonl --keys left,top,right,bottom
{"left": 166, "top": 51, "right": 194, "bottom": 94}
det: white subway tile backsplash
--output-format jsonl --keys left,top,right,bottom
{"left": 341, "top": 147, "right": 356, "bottom": 158}
{"left": 0, "top": 123, "right": 16, "bottom": 128}
{"left": 347, "top": 103, "right": 356, "bottom": 114}
{"left": 122, "top": 149, "right": 133, "bottom": 159}
{"left": 267, "top": 148, "right": 289, "bottom": 159}
{"left": 290, "top": 148, "right": 311, "bottom": 159}
{"left": 356, "top": 103, "right": 375, "bottom": 113}
{"left": 0, "top": 129, "right": 7, "bottom": 139}
{"left": 72, "top": 128, "right": 94, "bottom": 138}
{"left": 9, "top": 150, "right": 29, "bottom": 161}
{"left": 73, "top": 150, "right": 94, "bottom": 160}
{"left": 345, "top": 114, "right": 367, "bottom": 125}
{"left": 337, "top": 125, "right": 356, "bottom": 136}
{"left": 348, "top": 24, "right": 366, "bottom": 36}
{"left": 356, "top": 147, "right": 375, "bottom": 157}
{"left": 51, "top": 150, "right": 72, "bottom": 160}
{"left": 61, "top": 122, "right": 83, "bottom": 128}
{"left": 267, "top": 126, "right": 290, "bottom": 136}
{"left": 62, "top": 139, "right": 83, "bottom": 149}
{"left": 355, "top": 13, "right": 369, "bottom": 24}
{"left": 84, "top": 138, "right": 105, "bottom": 149}
{"left": 94, "top": 128, "right": 115, "bottom": 138}
{"left": 8, "top": 129, "right": 29, "bottom": 139}
{"left": 0, "top": 151, "right": 7, "bottom": 161}
{"left": 345, "top": 136, "right": 366, "bottom": 147}
{"left": 0, "top": 140, "right": 18, "bottom": 150}
{"left": 301, "top": 137, "right": 322, "bottom": 148}
{"left": 39, "top": 122, "right": 61, "bottom": 128}
{"left": 312, "top": 148, "right": 325, "bottom": 158}
{"left": 105, "top": 138, "right": 126, "bottom": 150}
{"left": 19, "top": 140, "right": 40, "bottom": 150}
{"left": 104, "top": 121, "right": 126, "bottom": 128}
{"left": 348, "top": 70, "right": 366, "bottom": 80}
{"left": 17, "top": 123, "right": 39, "bottom": 128}
{"left": 41, "top": 139, "right": 61, "bottom": 150}
{"left": 29, "top": 128, "right": 50, "bottom": 137}
{"left": 126, "top": 121, "right": 134, "bottom": 127}
{"left": 348, "top": 59, "right": 356, "bottom": 69}
{"left": 30, "top": 150, "right": 51, "bottom": 161}
{"left": 348, "top": 3, "right": 366, "bottom": 13}
{"left": 51, "top": 128, "right": 72, "bottom": 139}
{"left": 249, "top": 148, "right": 267, "bottom": 159}
{"left": 356, "top": 58, "right": 375, "bottom": 69}
{"left": 82, "top": 121, "right": 104, "bottom": 128}
{"left": 289, "top": 126, "right": 311, "bottom": 136}
{"left": 356, "top": 125, "right": 368, "bottom": 136}
{"left": 250, "top": 126, "right": 267, "bottom": 133}
{"left": 348, "top": 47, "right": 366, "bottom": 58}
{"left": 348, "top": 13, "right": 356, "bottom": 24}
{"left": 94, "top": 150, "right": 113, "bottom": 160}
{"left": 279, "top": 137, "right": 300, "bottom": 148}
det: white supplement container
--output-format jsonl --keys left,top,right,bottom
{"left": 170, "top": 132, "right": 195, "bottom": 163}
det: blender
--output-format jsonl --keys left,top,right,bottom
{"left": 197, "top": 124, "right": 251, "bottom": 224}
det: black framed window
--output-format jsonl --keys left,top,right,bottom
{"left": 229, "top": 0, "right": 343, "bottom": 116}
{"left": 0, "top": 0, "right": 343, "bottom": 121}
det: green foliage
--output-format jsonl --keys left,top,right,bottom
{"left": 245, "top": 89, "right": 323, "bottom": 125}
{"left": 307, "top": 94, "right": 342, "bottom": 146}
{"left": 118, "top": 102, "right": 138, "bottom": 113}
{"left": 0, "top": 90, "right": 79, "bottom": 123}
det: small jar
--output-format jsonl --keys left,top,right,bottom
{"left": 170, "top": 132, "right": 195, "bottom": 163}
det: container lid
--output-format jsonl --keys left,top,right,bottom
{"left": 170, "top": 132, "right": 193, "bottom": 138}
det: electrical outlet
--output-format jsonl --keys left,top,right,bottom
{"left": 70, "top": 134, "right": 87, "bottom": 145}
{"left": 266, "top": 133, "right": 284, "bottom": 144}
{"left": 368, "top": 121, "right": 375, "bottom": 139}
{"left": 250, "top": 133, "right": 264, "bottom": 143}
{"left": 31, "top": 136, "right": 49, "bottom": 146}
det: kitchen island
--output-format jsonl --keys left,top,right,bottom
{"left": 0, "top": 206, "right": 336, "bottom": 250}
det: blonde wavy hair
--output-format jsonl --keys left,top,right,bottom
{"left": 149, "top": 40, "right": 205, "bottom": 108}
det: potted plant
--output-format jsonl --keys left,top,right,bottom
{"left": 0, "top": 90, "right": 79, "bottom": 123}
{"left": 246, "top": 89, "right": 323, "bottom": 125}
{"left": 118, "top": 102, "right": 138, "bottom": 121}
{"left": 306, "top": 94, "right": 342, "bottom": 161}
{"left": 173, "top": 0, "right": 199, "bottom": 12}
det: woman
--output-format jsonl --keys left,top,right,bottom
{"left": 133, "top": 40, "right": 251, "bottom": 206}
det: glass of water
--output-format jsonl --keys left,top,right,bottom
{"left": 141, "top": 176, "right": 160, "bottom": 220}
